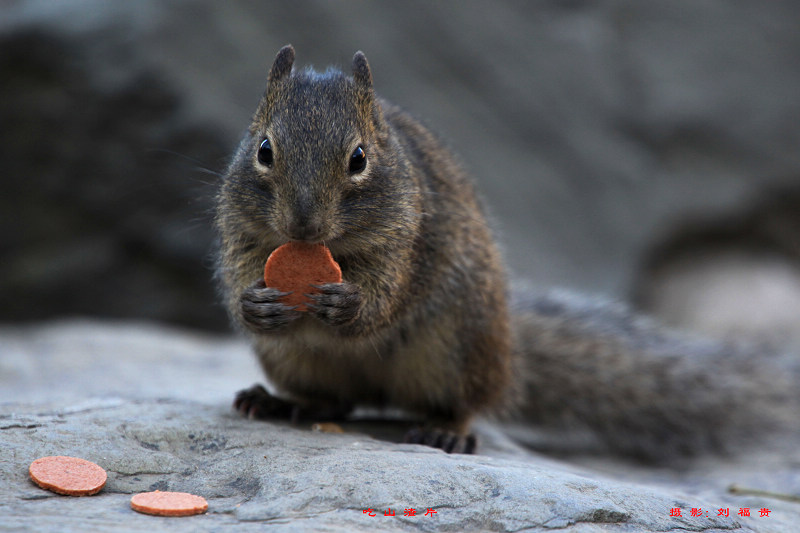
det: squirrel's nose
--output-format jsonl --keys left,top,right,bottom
{"left": 286, "top": 218, "right": 323, "bottom": 242}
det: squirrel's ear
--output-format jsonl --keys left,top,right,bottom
{"left": 269, "top": 45, "right": 295, "bottom": 83}
{"left": 352, "top": 51, "right": 373, "bottom": 90}
{"left": 352, "top": 50, "right": 386, "bottom": 133}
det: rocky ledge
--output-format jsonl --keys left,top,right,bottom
{"left": 2, "top": 320, "right": 799, "bottom": 532}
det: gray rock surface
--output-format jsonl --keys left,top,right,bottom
{"left": 2, "top": 321, "right": 799, "bottom": 532}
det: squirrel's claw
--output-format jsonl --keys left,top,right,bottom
{"left": 404, "top": 427, "right": 478, "bottom": 454}
{"left": 306, "top": 282, "right": 362, "bottom": 328}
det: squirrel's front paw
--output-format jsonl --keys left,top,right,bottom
{"left": 239, "top": 280, "right": 301, "bottom": 333}
{"left": 306, "top": 281, "right": 362, "bottom": 328}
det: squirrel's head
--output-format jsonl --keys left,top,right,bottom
{"left": 222, "top": 45, "right": 416, "bottom": 256}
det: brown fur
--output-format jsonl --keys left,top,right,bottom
{"left": 216, "top": 46, "right": 797, "bottom": 459}
{"left": 216, "top": 46, "right": 511, "bottom": 451}
{"left": 510, "top": 288, "right": 798, "bottom": 462}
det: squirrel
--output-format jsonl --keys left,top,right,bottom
{"left": 215, "top": 45, "right": 798, "bottom": 461}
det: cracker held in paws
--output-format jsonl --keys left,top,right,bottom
{"left": 264, "top": 242, "right": 342, "bottom": 311}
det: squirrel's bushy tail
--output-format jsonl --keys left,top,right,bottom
{"left": 509, "top": 287, "right": 799, "bottom": 463}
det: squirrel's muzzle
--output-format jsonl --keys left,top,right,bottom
{"left": 286, "top": 217, "right": 323, "bottom": 242}
{"left": 285, "top": 195, "right": 324, "bottom": 242}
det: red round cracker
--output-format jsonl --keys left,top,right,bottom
{"left": 130, "top": 490, "right": 208, "bottom": 517}
{"left": 29, "top": 456, "right": 107, "bottom": 496}
{"left": 264, "top": 242, "right": 342, "bottom": 311}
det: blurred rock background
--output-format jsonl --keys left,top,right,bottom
{"left": 2, "top": 0, "right": 800, "bottom": 339}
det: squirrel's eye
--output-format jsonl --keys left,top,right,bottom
{"left": 257, "top": 138, "right": 274, "bottom": 167}
{"left": 349, "top": 145, "right": 366, "bottom": 174}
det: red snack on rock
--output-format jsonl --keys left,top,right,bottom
{"left": 264, "top": 242, "right": 342, "bottom": 311}
{"left": 29, "top": 456, "right": 107, "bottom": 496}
{"left": 130, "top": 490, "right": 209, "bottom": 517}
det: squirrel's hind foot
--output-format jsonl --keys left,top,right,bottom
{"left": 233, "top": 383, "right": 353, "bottom": 424}
{"left": 404, "top": 427, "right": 478, "bottom": 454}
{"left": 233, "top": 384, "right": 296, "bottom": 420}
